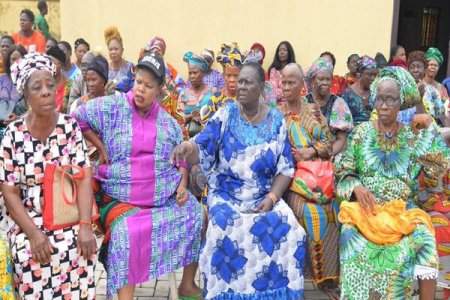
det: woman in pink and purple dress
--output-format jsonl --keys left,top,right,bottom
{"left": 72, "top": 52, "right": 203, "bottom": 300}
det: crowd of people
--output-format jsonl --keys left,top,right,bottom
{"left": 0, "top": 2, "right": 450, "bottom": 300}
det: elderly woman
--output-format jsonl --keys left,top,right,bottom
{"left": 70, "top": 55, "right": 109, "bottom": 113}
{"left": 424, "top": 47, "right": 449, "bottom": 103}
{"left": 280, "top": 63, "right": 340, "bottom": 299}
{"left": 342, "top": 56, "right": 378, "bottom": 126}
{"left": 46, "top": 46, "right": 72, "bottom": 113}
{"left": 0, "top": 45, "right": 29, "bottom": 140}
{"left": 172, "top": 61, "right": 306, "bottom": 299}
{"left": 187, "top": 49, "right": 225, "bottom": 92}
{"left": 72, "top": 52, "right": 203, "bottom": 300}
{"left": 0, "top": 52, "right": 96, "bottom": 299}
{"left": 12, "top": 9, "right": 46, "bottom": 53}
{"left": 336, "top": 66, "right": 449, "bottom": 299}
{"left": 305, "top": 57, "right": 354, "bottom": 156}
{"left": 178, "top": 51, "right": 213, "bottom": 137}
{"left": 58, "top": 41, "right": 80, "bottom": 80}
{"left": 268, "top": 41, "right": 296, "bottom": 104}
{"left": 0, "top": 35, "right": 14, "bottom": 74}
{"left": 69, "top": 52, "right": 95, "bottom": 106}
{"left": 104, "top": 27, "right": 135, "bottom": 93}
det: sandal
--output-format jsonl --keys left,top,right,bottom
{"left": 179, "top": 292, "right": 203, "bottom": 300}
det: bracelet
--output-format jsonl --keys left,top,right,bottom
{"left": 182, "top": 141, "right": 194, "bottom": 155}
{"left": 79, "top": 220, "right": 92, "bottom": 226}
{"left": 267, "top": 192, "right": 278, "bottom": 206}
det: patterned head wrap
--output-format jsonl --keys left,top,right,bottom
{"left": 10, "top": 52, "right": 56, "bottom": 96}
{"left": 216, "top": 42, "right": 245, "bottom": 67}
{"left": 244, "top": 49, "right": 263, "bottom": 64}
{"left": 250, "top": 43, "right": 265, "bottom": 63}
{"left": 369, "top": 66, "right": 420, "bottom": 110}
{"left": 305, "top": 57, "right": 333, "bottom": 92}
{"left": 87, "top": 55, "right": 109, "bottom": 83}
{"left": 148, "top": 36, "right": 167, "bottom": 56}
{"left": 407, "top": 51, "right": 427, "bottom": 68}
{"left": 183, "top": 51, "right": 209, "bottom": 73}
{"left": 357, "top": 55, "right": 377, "bottom": 72}
{"left": 425, "top": 47, "right": 443, "bottom": 66}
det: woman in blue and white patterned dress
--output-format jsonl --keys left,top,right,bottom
{"left": 171, "top": 62, "right": 306, "bottom": 299}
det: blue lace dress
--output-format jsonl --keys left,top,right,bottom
{"left": 195, "top": 103, "right": 306, "bottom": 299}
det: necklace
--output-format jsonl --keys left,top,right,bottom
{"left": 377, "top": 120, "right": 398, "bottom": 139}
{"left": 240, "top": 103, "right": 261, "bottom": 124}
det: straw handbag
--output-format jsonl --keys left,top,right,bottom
{"left": 43, "top": 164, "right": 99, "bottom": 230}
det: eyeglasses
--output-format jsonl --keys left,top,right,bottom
{"left": 374, "top": 98, "right": 400, "bottom": 107}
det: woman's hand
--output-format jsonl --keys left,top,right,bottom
{"left": 184, "top": 114, "right": 193, "bottom": 123}
{"left": 77, "top": 225, "right": 97, "bottom": 260}
{"left": 191, "top": 110, "right": 201, "bottom": 123}
{"left": 411, "top": 114, "right": 433, "bottom": 134}
{"left": 293, "top": 147, "right": 317, "bottom": 162}
{"left": 3, "top": 113, "right": 19, "bottom": 126}
{"left": 256, "top": 197, "right": 274, "bottom": 212}
{"left": 353, "top": 185, "right": 377, "bottom": 214}
{"left": 29, "top": 230, "right": 54, "bottom": 265}
{"left": 176, "top": 185, "right": 188, "bottom": 206}
{"left": 98, "top": 146, "right": 109, "bottom": 165}
{"left": 170, "top": 142, "right": 193, "bottom": 167}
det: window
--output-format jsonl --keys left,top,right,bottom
{"left": 421, "top": 7, "right": 440, "bottom": 48}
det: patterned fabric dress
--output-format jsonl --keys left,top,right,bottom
{"left": 335, "top": 121, "right": 448, "bottom": 299}
{"left": 187, "top": 69, "right": 225, "bottom": 92}
{"left": 73, "top": 91, "right": 203, "bottom": 298}
{"left": 0, "top": 237, "right": 14, "bottom": 299}
{"left": 195, "top": 103, "right": 306, "bottom": 299}
{"left": 305, "top": 93, "right": 354, "bottom": 134}
{"left": 108, "top": 60, "right": 135, "bottom": 93}
{"left": 200, "top": 92, "right": 236, "bottom": 124}
{"left": 0, "top": 74, "right": 27, "bottom": 141}
{"left": 269, "top": 68, "right": 284, "bottom": 103}
{"left": 0, "top": 114, "right": 96, "bottom": 299}
{"left": 342, "top": 86, "right": 373, "bottom": 126}
{"left": 280, "top": 103, "right": 341, "bottom": 284}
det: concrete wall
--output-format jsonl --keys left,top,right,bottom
{"left": 0, "top": 0, "right": 61, "bottom": 39}
{"left": 61, "top": 1, "right": 393, "bottom": 77}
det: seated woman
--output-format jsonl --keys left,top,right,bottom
{"left": 424, "top": 47, "right": 448, "bottom": 104}
{"left": 178, "top": 51, "right": 213, "bottom": 137}
{"left": 336, "top": 66, "right": 448, "bottom": 299}
{"left": 70, "top": 55, "right": 109, "bottom": 113}
{"left": 280, "top": 63, "right": 340, "bottom": 299}
{"left": 305, "top": 57, "right": 354, "bottom": 156}
{"left": 72, "top": 52, "right": 203, "bottom": 300}
{"left": 69, "top": 52, "right": 95, "bottom": 107}
{"left": 1, "top": 53, "right": 96, "bottom": 299}
{"left": 104, "top": 27, "right": 135, "bottom": 93}
{"left": 344, "top": 53, "right": 360, "bottom": 87}
{"left": 200, "top": 42, "right": 244, "bottom": 124}
{"left": 342, "top": 55, "right": 378, "bottom": 126}
{"left": 0, "top": 45, "right": 29, "bottom": 141}
{"left": 172, "top": 62, "right": 306, "bottom": 299}
{"left": 186, "top": 49, "right": 225, "bottom": 93}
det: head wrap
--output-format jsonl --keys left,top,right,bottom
{"left": 357, "top": 55, "right": 377, "bottom": 72}
{"left": 250, "top": 43, "right": 265, "bottom": 63}
{"left": 148, "top": 36, "right": 166, "bottom": 56}
{"left": 87, "top": 56, "right": 109, "bottom": 83}
{"left": 305, "top": 57, "right": 333, "bottom": 92}
{"left": 244, "top": 49, "right": 263, "bottom": 64}
{"left": 216, "top": 42, "right": 245, "bottom": 67}
{"left": 10, "top": 52, "right": 56, "bottom": 96}
{"left": 183, "top": 51, "right": 209, "bottom": 73}
{"left": 407, "top": 51, "right": 427, "bottom": 68}
{"left": 201, "top": 49, "right": 215, "bottom": 66}
{"left": 369, "top": 66, "right": 420, "bottom": 110}
{"left": 46, "top": 46, "right": 66, "bottom": 64}
{"left": 74, "top": 38, "right": 90, "bottom": 51}
{"left": 425, "top": 47, "right": 443, "bottom": 66}
{"left": 389, "top": 58, "right": 408, "bottom": 70}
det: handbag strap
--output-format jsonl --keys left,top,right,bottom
{"left": 60, "top": 165, "right": 85, "bottom": 205}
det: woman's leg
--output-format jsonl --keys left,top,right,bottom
{"left": 117, "top": 285, "right": 135, "bottom": 300}
{"left": 418, "top": 279, "right": 435, "bottom": 300}
{"left": 178, "top": 262, "right": 202, "bottom": 296}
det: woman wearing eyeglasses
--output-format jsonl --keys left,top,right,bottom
{"left": 336, "top": 66, "right": 449, "bottom": 299}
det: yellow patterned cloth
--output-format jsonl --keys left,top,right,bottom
{"left": 339, "top": 200, "right": 434, "bottom": 245}
{"left": 0, "top": 238, "right": 14, "bottom": 300}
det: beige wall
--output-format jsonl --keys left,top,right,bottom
{"left": 0, "top": 0, "right": 61, "bottom": 39}
{"left": 57, "top": 0, "right": 394, "bottom": 78}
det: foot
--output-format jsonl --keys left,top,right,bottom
{"left": 178, "top": 282, "right": 202, "bottom": 298}
{"left": 318, "top": 280, "right": 340, "bottom": 300}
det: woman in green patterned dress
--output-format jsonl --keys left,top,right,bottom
{"left": 336, "top": 66, "right": 449, "bottom": 299}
